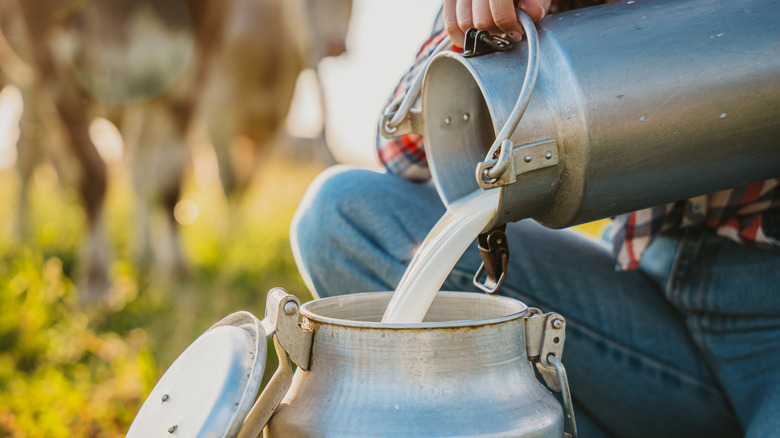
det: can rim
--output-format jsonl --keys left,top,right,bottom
{"left": 299, "top": 291, "right": 528, "bottom": 329}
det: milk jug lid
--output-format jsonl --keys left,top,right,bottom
{"left": 127, "top": 311, "right": 267, "bottom": 438}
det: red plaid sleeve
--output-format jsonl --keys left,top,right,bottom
{"left": 612, "top": 178, "right": 780, "bottom": 270}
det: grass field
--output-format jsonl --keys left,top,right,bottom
{"left": 0, "top": 153, "right": 320, "bottom": 437}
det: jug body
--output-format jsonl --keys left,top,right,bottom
{"left": 423, "top": 0, "right": 780, "bottom": 228}
{"left": 265, "top": 292, "right": 564, "bottom": 437}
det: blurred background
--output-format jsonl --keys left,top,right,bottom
{"left": 0, "top": 0, "right": 440, "bottom": 435}
{"left": 0, "top": 1, "right": 606, "bottom": 435}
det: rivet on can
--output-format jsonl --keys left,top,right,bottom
{"left": 524, "top": 155, "right": 533, "bottom": 163}
{"left": 462, "top": 113, "right": 470, "bottom": 121}
{"left": 161, "top": 394, "right": 170, "bottom": 402}
{"left": 284, "top": 301, "right": 298, "bottom": 315}
{"left": 552, "top": 319, "right": 563, "bottom": 329}
{"left": 444, "top": 117, "right": 452, "bottom": 125}
{"left": 168, "top": 425, "right": 177, "bottom": 434}
{"left": 545, "top": 151, "right": 553, "bottom": 160}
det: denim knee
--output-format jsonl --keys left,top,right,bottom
{"left": 291, "top": 165, "right": 368, "bottom": 296}
{"left": 291, "top": 165, "right": 445, "bottom": 298}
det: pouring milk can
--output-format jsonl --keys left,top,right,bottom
{"left": 382, "top": 0, "right": 780, "bottom": 292}
{"left": 127, "top": 288, "right": 576, "bottom": 437}
{"left": 383, "top": 0, "right": 780, "bottom": 229}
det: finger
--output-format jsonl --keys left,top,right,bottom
{"left": 516, "top": 0, "right": 547, "bottom": 22}
{"left": 443, "top": 0, "right": 466, "bottom": 46}
{"left": 473, "top": 0, "right": 501, "bottom": 34}
{"left": 538, "top": 0, "right": 552, "bottom": 17}
{"left": 489, "top": 0, "right": 523, "bottom": 41}
{"left": 456, "top": 0, "right": 475, "bottom": 36}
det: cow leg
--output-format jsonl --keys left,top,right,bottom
{"left": 203, "top": 88, "right": 242, "bottom": 196}
{"left": 11, "top": 85, "right": 43, "bottom": 240}
{"left": 124, "top": 101, "right": 189, "bottom": 275}
{"left": 161, "top": 165, "right": 187, "bottom": 275}
{"left": 55, "top": 96, "right": 111, "bottom": 303}
{"left": 12, "top": 0, "right": 112, "bottom": 303}
{"left": 119, "top": 105, "right": 153, "bottom": 268}
{"left": 164, "top": 101, "right": 192, "bottom": 275}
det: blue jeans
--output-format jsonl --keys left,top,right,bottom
{"left": 291, "top": 166, "right": 780, "bottom": 438}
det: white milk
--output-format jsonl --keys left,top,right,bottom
{"left": 381, "top": 189, "right": 500, "bottom": 324}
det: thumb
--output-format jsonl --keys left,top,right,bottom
{"left": 516, "top": 0, "right": 547, "bottom": 22}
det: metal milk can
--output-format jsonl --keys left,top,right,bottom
{"left": 127, "top": 288, "right": 577, "bottom": 437}
{"left": 383, "top": 0, "right": 780, "bottom": 229}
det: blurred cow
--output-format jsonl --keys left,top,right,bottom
{"left": 0, "top": 0, "right": 352, "bottom": 303}
{"left": 0, "top": 0, "right": 229, "bottom": 302}
{"left": 202, "top": 0, "right": 352, "bottom": 194}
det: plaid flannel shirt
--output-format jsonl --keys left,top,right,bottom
{"left": 376, "top": 6, "right": 780, "bottom": 270}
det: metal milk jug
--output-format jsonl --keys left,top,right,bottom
{"left": 383, "top": 0, "right": 780, "bottom": 229}
{"left": 128, "top": 288, "right": 577, "bottom": 437}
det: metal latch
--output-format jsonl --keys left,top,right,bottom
{"left": 237, "top": 289, "right": 313, "bottom": 438}
{"left": 473, "top": 225, "right": 509, "bottom": 294}
{"left": 525, "top": 308, "right": 577, "bottom": 438}
{"left": 462, "top": 28, "right": 515, "bottom": 58}
{"left": 477, "top": 138, "right": 559, "bottom": 190}
{"left": 260, "top": 288, "right": 313, "bottom": 371}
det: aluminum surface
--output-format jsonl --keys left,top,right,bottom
{"left": 127, "top": 312, "right": 266, "bottom": 438}
{"left": 423, "top": 0, "right": 780, "bottom": 228}
{"left": 265, "top": 292, "right": 564, "bottom": 437}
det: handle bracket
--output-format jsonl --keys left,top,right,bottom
{"left": 260, "top": 288, "right": 313, "bottom": 371}
{"left": 477, "top": 138, "right": 559, "bottom": 189}
{"left": 236, "top": 288, "right": 314, "bottom": 438}
{"left": 380, "top": 108, "right": 423, "bottom": 138}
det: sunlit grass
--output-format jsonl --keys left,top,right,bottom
{"left": 0, "top": 152, "right": 322, "bottom": 437}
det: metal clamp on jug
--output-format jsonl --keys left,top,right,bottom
{"left": 128, "top": 288, "right": 578, "bottom": 437}
{"left": 383, "top": 0, "right": 780, "bottom": 293}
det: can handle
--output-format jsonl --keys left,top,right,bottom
{"left": 236, "top": 289, "right": 313, "bottom": 438}
{"left": 476, "top": 9, "right": 541, "bottom": 185}
{"left": 380, "top": 37, "right": 453, "bottom": 138}
{"left": 549, "top": 354, "right": 578, "bottom": 438}
{"left": 380, "top": 10, "right": 539, "bottom": 143}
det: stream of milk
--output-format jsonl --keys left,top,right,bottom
{"left": 381, "top": 189, "right": 500, "bottom": 324}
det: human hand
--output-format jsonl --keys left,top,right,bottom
{"left": 443, "top": 0, "right": 551, "bottom": 47}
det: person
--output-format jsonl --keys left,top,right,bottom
{"left": 291, "top": 0, "right": 780, "bottom": 436}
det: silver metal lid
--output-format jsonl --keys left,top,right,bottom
{"left": 127, "top": 311, "right": 266, "bottom": 438}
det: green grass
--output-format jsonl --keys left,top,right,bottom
{"left": 0, "top": 155, "right": 321, "bottom": 437}
{"left": 0, "top": 148, "right": 611, "bottom": 437}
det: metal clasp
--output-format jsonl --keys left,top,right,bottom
{"left": 259, "top": 288, "right": 313, "bottom": 371}
{"left": 473, "top": 226, "right": 509, "bottom": 294}
{"left": 476, "top": 138, "right": 559, "bottom": 189}
{"left": 236, "top": 288, "right": 313, "bottom": 438}
{"left": 524, "top": 308, "right": 577, "bottom": 438}
{"left": 462, "top": 28, "right": 514, "bottom": 58}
